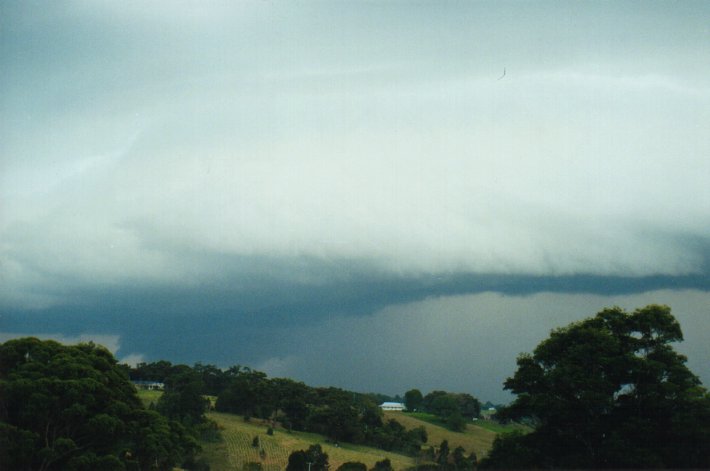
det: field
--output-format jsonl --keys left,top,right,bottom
{"left": 382, "top": 412, "right": 497, "bottom": 459}
{"left": 136, "top": 388, "right": 163, "bottom": 408}
{"left": 135, "top": 390, "right": 512, "bottom": 470}
{"left": 399, "top": 412, "right": 527, "bottom": 437}
{"left": 203, "top": 412, "right": 417, "bottom": 471}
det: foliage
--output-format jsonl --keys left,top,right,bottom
{"left": 286, "top": 444, "right": 329, "bottom": 471}
{"left": 336, "top": 461, "right": 367, "bottom": 471}
{"left": 216, "top": 373, "right": 425, "bottom": 456}
{"left": 156, "top": 367, "right": 210, "bottom": 426}
{"left": 420, "top": 391, "right": 480, "bottom": 431}
{"left": 0, "top": 337, "right": 198, "bottom": 470}
{"left": 370, "top": 458, "right": 394, "bottom": 471}
{"left": 481, "top": 305, "right": 710, "bottom": 469}
{"left": 404, "top": 389, "right": 423, "bottom": 412}
{"left": 216, "top": 367, "right": 276, "bottom": 419}
{"left": 205, "top": 411, "right": 418, "bottom": 471}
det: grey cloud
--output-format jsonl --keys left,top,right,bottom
{"left": 2, "top": 1, "right": 710, "bottom": 402}
{"left": 255, "top": 289, "right": 710, "bottom": 403}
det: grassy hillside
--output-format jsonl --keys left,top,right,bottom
{"left": 136, "top": 390, "right": 513, "bottom": 470}
{"left": 136, "top": 388, "right": 163, "bottom": 408}
{"left": 383, "top": 412, "right": 497, "bottom": 459}
{"left": 203, "top": 412, "right": 417, "bottom": 471}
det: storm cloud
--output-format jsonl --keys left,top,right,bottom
{"left": 1, "top": 2, "right": 709, "bottom": 401}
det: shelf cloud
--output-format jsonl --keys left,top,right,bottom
{"left": 1, "top": 1, "right": 708, "bottom": 400}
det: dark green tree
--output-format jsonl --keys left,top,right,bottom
{"left": 404, "top": 389, "right": 423, "bottom": 412}
{"left": 271, "top": 378, "right": 314, "bottom": 430}
{"left": 454, "top": 394, "right": 480, "bottom": 419}
{"left": 0, "top": 337, "right": 198, "bottom": 470}
{"left": 437, "top": 440, "right": 450, "bottom": 467}
{"left": 451, "top": 446, "right": 476, "bottom": 471}
{"left": 193, "top": 362, "right": 230, "bottom": 396}
{"left": 130, "top": 359, "right": 175, "bottom": 382}
{"left": 481, "top": 305, "right": 710, "bottom": 469}
{"left": 216, "top": 367, "right": 275, "bottom": 418}
{"left": 445, "top": 411, "right": 466, "bottom": 433}
{"left": 286, "top": 444, "right": 329, "bottom": 471}
{"left": 370, "top": 458, "right": 394, "bottom": 471}
{"left": 337, "top": 462, "right": 367, "bottom": 471}
{"left": 156, "top": 367, "right": 209, "bottom": 425}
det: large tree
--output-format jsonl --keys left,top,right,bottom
{"left": 482, "top": 305, "right": 710, "bottom": 469}
{"left": 0, "top": 337, "right": 198, "bottom": 470}
{"left": 286, "top": 444, "right": 329, "bottom": 471}
{"left": 404, "top": 389, "right": 423, "bottom": 412}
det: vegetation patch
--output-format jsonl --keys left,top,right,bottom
{"left": 385, "top": 412, "right": 497, "bottom": 459}
{"left": 205, "top": 412, "right": 416, "bottom": 471}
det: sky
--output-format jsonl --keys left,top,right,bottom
{"left": 1, "top": 1, "right": 709, "bottom": 403}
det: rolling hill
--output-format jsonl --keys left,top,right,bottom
{"left": 201, "top": 410, "right": 509, "bottom": 471}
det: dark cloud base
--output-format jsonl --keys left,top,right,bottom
{"left": 3, "top": 265, "right": 709, "bottom": 368}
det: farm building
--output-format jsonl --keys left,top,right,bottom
{"left": 132, "top": 380, "right": 165, "bottom": 390}
{"left": 379, "top": 402, "right": 406, "bottom": 411}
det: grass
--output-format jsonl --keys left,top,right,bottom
{"left": 204, "top": 412, "right": 417, "bottom": 471}
{"left": 384, "top": 412, "right": 497, "bottom": 459}
{"left": 472, "top": 419, "right": 529, "bottom": 434}
{"left": 135, "top": 388, "right": 163, "bottom": 408}
{"left": 135, "top": 390, "right": 520, "bottom": 469}
{"left": 396, "top": 412, "right": 527, "bottom": 437}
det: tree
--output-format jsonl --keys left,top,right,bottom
{"left": 454, "top": 393, "right": 480, "bottom": 419}
{"left": 436, "top": 440, "right": 450, "bottom": 467}
{"left": 481, "top": 305, "right": 710, "bottom": 469}
{"left": 156, "top": 367, "right": 209, "bottom": 425}
{"left": 452, "top": 446, "right": 476, "bottom": 471}
{"left": 286, "top": 444, "right": 329, "bottom": 471}
{"left": 216, "top": 367, "right": 275, "bottom": 418}
{"left": 0, "top": 337, "right": 197, "bottom": 470}
{"left": 421, "top": 390, "right": 480, "bottom": 429}
{"left": 337, "top": 462, "right": 367, "bottom": 471}
{"left": 370, "top": 458, "right": 394, "bottom": 471}
{"left": 445, "top": 411, "right": 466, "bottom": 433}
{"left": 404, "top": 389, "right": 423, "bottom": 412}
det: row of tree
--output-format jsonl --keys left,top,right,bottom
{"left": 130, "top": 360, "right": 482, "bottom": 457}
{"left": 285, "top": 440, "right": 477, "bottom": 471}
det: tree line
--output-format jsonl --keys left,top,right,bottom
{"left": 130, "top": 362, "right": 460, "bottom": 456}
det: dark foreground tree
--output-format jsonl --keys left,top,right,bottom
{"left": 156, "top": 366, "right": 209, "bottom": 426}
{"left": 481, "top": 305, "right": 710, "bottom": 469}
{"left": 0, "top": 337, "right": 198, "bottom": 470}
{"left": 286, "top": 444, "right": 329, "bottom": 471}
{"left": 370, "top": 458, "right": 394, "bottom": 471}
{"left": 404, "top": 389, "right": 423, "bottom": 412}
{"left": 336, "top": 462, "right": 367, "bottom": 471}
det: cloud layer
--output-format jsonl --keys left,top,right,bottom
{"left": 1, "top": 2, "right": 709, "bottom": 401}
{"left": 3, "top": 30, "right": 710, "bottom": 309}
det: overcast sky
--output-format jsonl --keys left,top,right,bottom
{"left": 1, "top": 1, "right": 709, "bottom": 403}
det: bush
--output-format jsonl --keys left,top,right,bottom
{"left": 337, "top": 461, "right": 367, "bottom": 471}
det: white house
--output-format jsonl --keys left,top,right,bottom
{"left": 379, "top": 402, "right": 406, "bottom": 411}
{"left": 132, "top": 380, "right": 165, "bottom": 390}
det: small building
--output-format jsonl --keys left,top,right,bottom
{"left": 379, "top": 402, "right": 406, "bottom": 411}
{"left": 132, "top": 380, "right": 165, "bottom": 390}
